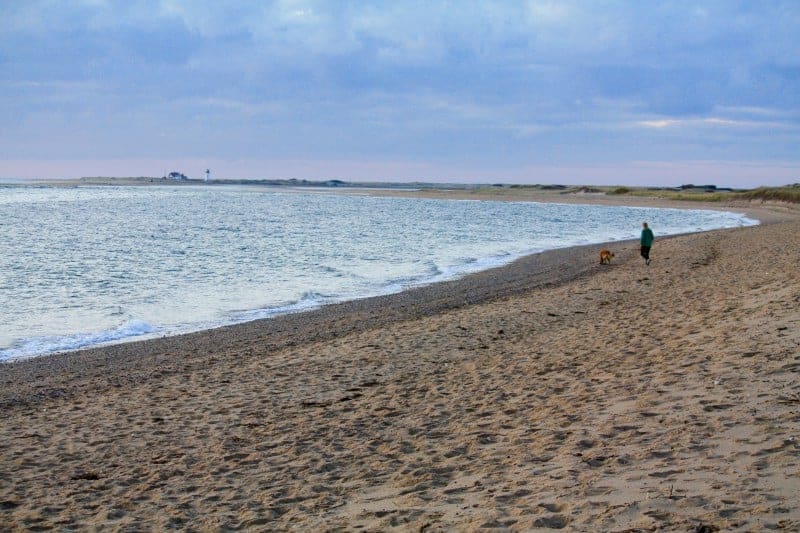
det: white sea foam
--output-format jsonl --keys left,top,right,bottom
{"left": 0, "top": 185, "right": 758, "bottom": 360}
{"left": 0, "top": 320, "right": 156, "bottom": 362}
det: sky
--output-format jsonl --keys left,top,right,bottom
{"left": 1, "top": 1, "right": 799, "bottom": 187}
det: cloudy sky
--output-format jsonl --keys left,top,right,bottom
{"left": 1, "top": 1, "right": 798, "bottom": 186}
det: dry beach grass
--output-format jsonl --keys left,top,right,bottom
{"left": 1, "top": 193, "right": 799, "bottom": 531}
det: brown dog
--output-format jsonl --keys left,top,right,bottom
{"left": 599, "top": 250, "right": 614, "bottom": 264}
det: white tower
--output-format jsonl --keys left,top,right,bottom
{"left": 205, "top": 169, "right": 210, "bottom": 182}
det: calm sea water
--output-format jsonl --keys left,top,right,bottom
{"left": 0, "top": 185, "right": 757, "bottom": 360}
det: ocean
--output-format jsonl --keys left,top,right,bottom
{"left": 0, "top": 185, "right": 757, "bottom": 361}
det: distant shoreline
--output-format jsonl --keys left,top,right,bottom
{"left": 9, "top": 175, "right": 797, "bottom": 225}
{"left": 8, "top": 174, "right": 759, "bottom": 193}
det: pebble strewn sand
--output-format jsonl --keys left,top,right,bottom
{"left": 1, "top": 199, "right": 798, "bottom": 531}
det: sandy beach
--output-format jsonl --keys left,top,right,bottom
{"left": 1, "top": 193, "right": 799, "bottom": 531}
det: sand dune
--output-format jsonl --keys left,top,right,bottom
{"left": 1, "top": 200, "right": 798, "bottom": 531}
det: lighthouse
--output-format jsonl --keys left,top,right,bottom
{"left": 205, "top": 169, "right": 210, "bottom": 182}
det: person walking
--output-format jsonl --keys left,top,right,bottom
{"left": 640, "top": 222, "right": 654, "bottom": 265}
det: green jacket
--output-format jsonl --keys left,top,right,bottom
{"left": 641, "top": 227, "right": 654, "bottom": 247}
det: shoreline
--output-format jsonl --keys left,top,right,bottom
{"left": 0, "top": 234, "right": 640, "bottom": 406}
{"left": 0, "top": 186, "right": 782, "bottom": 364}
{"left": 2, "top": 194, "right": 799, "bottom": 530}
{"left": 0, "top": 194, "right": 778, "bottom": 384}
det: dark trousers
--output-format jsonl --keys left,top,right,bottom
{"left": 640, "top": 245, "right": 651, "bottom": 260}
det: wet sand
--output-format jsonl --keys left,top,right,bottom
{"left": 1, "top": 195, "right": 798, "bottom": 531}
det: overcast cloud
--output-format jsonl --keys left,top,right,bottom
{"left": 1, "top": 1, "right": 798, "bottom": 186}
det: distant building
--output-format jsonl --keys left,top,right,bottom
{"left": 167, "top": 171, "right": 188, "bottom": 180}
